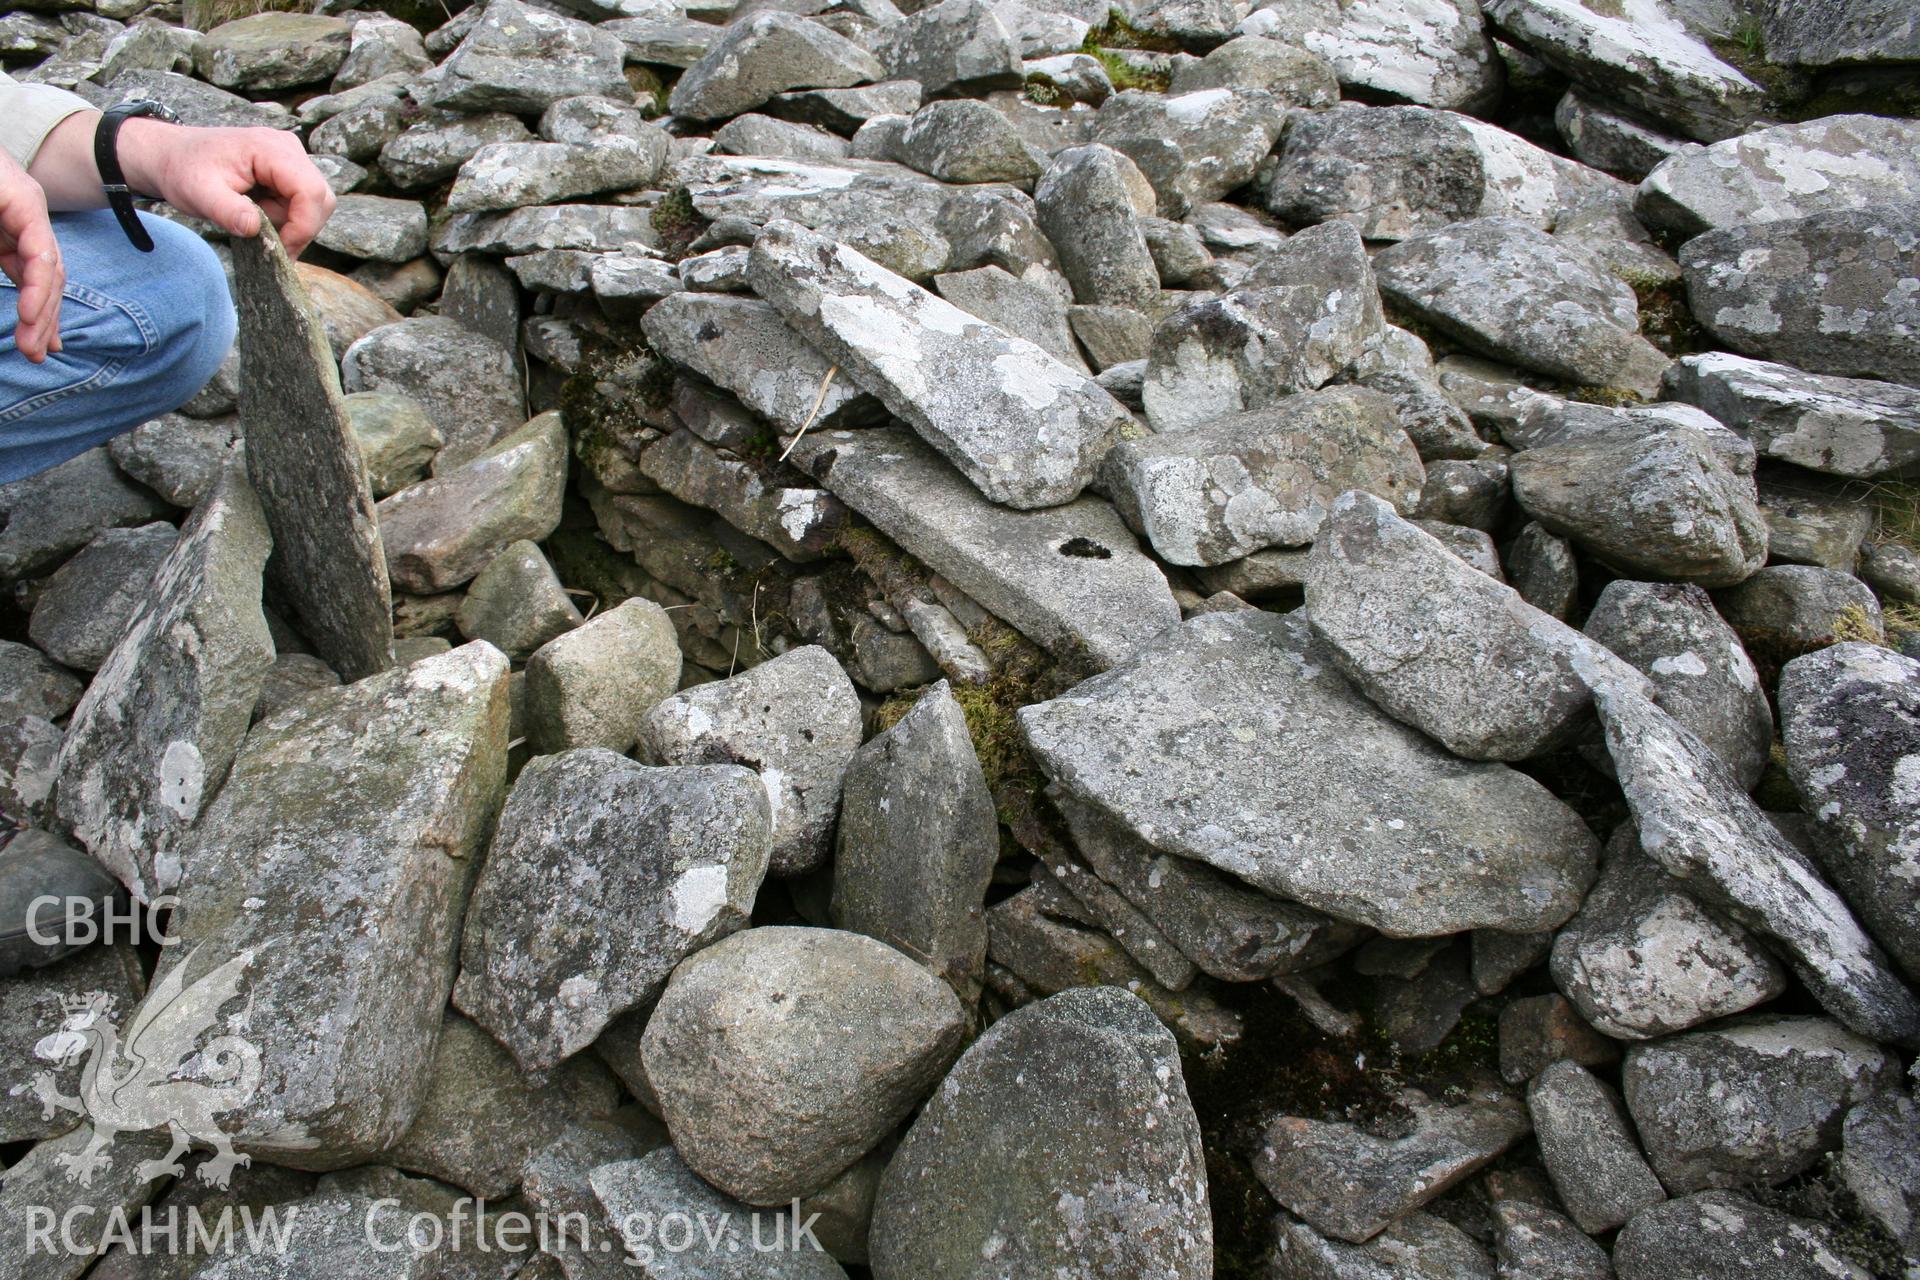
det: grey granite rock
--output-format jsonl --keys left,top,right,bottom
{"left": 454, "top": 748, "right": 770, "bottom": 1071}
{"left": 1637, "top": 115, "right": 1920, "bottom": 237}
{"left": 1760, "top": 0, "right": 1918, "bottom": 67}
{"left": 453, "top": 541, "right": 580, "bottom": 662}
{"left": 878, "top": 0, "right": 1022, "bottom": 97}
{"left": 713, "top": 113, "right": 852, "bottom": 162}
{"left": 0, "top": 643, "right": 83, "bottom": 725}
{"left": 54, "top": 465, "right": 271, "bottom": 902}
{"left": 343, "top": 392, "right": 441, "bottom": 499}
{"left": 310, "top": 194, "right": 427, "bottom": 263}
{"left": 749, "top": 220, "right": 1130, "bottom": 509}
{"left": 1594, "top": 679, "right": 1920, "bottom": 1046}
{"left": 1679, "top": 202, "right": 1920, "bottom": 386}
{"left": 379, "top": 110, "right": 533, "bottom": 190}
{"left": 1033, "top": 143, "right": 1159, "bottom": 309}
{"left": 1268, "top": 1209, "right": 1493, "bottom": 1279}
{"left": 1839, "top": 1090, "right": 1920, "bottom": 1256}
{"left": 232, "top": 219, "right": 393, "bottom": 681}
{"left": 1169, "top": 35, "right": 1339, "bottom": 104}
{"left": 642, "top": 926, "right": 967, "bottom": 1205}
{"left": 0, "top": 944, "right": 144, "bottom": 1143}
{"left": 1555, "top": 88, "right": 1700, "bottom": 180}
{"left": 1713, "top": 564, "right": 1882, "bottom": 664}
{"left": 639, "top": 645, "right": 861, "bottom": 878}
{"left": 590, "top": 1148, "right": 850, "bottom": 1278}
{"left": 869, "top": 986, "right": 1211, "bottom": 1279}
{"left": 670, "top": 12, "right": 884, "bottom": 122}
{"left": 1236, "top": 0, "right": 1496, "bottom": 109}
{"left": 1512, "top": 423, "right": 1767, "bottom": 587}
{"left": 898, "top": 99, "right": 1041, "bottom": 183}
{"left": 447, "top": 137, "right": 663, "bottom": 214}
{"left": 1780, "top": 642, "right": 1920, "bottom": 983}
{"left": 1109, "top": 389, "right": 1423, "bottom": 566}
{"left": 524, "top": 597, "right": 681, "bottom": 755}
{"left": 1142, "top": 221, "right": 1384, "bottom": 431}
{"left": 0, "top": 447, "right": 171, "bottom": 581}
{"left": 1664, "top": 350, "right": 1920, "bottom": 480}
{"left": 1498, "top": 991, "right": 1619, "bottom": 1084}
{"left": 341, "top": 316, "right": 524, "bottom": 471}
{"left": 1266, "top": 105, "right": 1628, "bottom": 241}
{"left": 1490, "top": 1199, "right": 1611, "bottom": 1280}
{"left": 1090, "top": 87, "right": 1290, "bottom": 218}
{"left": 1482, "top": 0, "right": 1762, "bottom": 140}
{"left": 1255, "top": 1088, "right": 1531, "bottom": 1242}
{"left": 1019, "top": 610, "right": 1600, "bottom": 935}
{"left": 1615, "top": 1190, "right": 1872, "bottom": 1280}
{"left": 786, "top": 426, "right": 1180, "bottom": 669}
{"left": 1529, "top": 1059, "right": 1667, "bottom": 1233}
{"left": 376, "top": 413, "right": 567, "bottom": 595}
{"left": 831, "top": 680, "right": 998, "bottom": 1002}
{"left": 1623, "top": 1014, "right": 1900, "bottom": 1193}
{"left": 1305, "top": 489, "right": 1639, "bottom": 760}
{"left": 1551, "top": 832, "right": 1789, "bottom": 1038}
{"left": 1583, "top": 578, "right": 1771, "bottom": 786}
{"left": 429, "top": 0, "right": 628, "bottom": 114}
{"left": 0, "top": 1124, "right": 171, "bottom": 1280}
{"left": 1374, "top": 216, "right": 1663, "bottom": 389}
{"left": 108, "top": 414, "right": 238, "bottom": 510}
{"left": 932, "top": 264, "right": 1086, "bottom": 370}
{"left": 159, "top": 642, "right": 508, "bottom": 1167}
{"left": 27, "top": 523, "right": 176, "bottom": 673}
{"left": 642, "top": 293, "right": 881, "bottom": 435}
{"left": 192, "top": 13, "right": 349, "bottom": 92}
{"left": 0, "top": 716, "right": 61, "bottom": 827}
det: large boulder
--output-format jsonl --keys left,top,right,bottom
{"left": 341, "top": 316, "right": 524, "bottom": 470}
{"left": 453, "top": 748, "right": 772, "bottom": 1072}
{"left": 1236, "top": 0, "right": 1498, "bottom": 110}
{"left": 1760, "top": 0, "right": 1919, "bottom": 67}
{"left": 669, "top": 12, "right": 884, "bottom": 122}
{"left": 429, "top": 0, "right": 629, "bottom": 113}
{"left": 640, "top": 927, "right": 968, "bottom": 1205}
{"left": 1033, "top": 143, "right": 1160, "bottom": 311}
{"left": 1664, "top": 351, "right": 1920, "bottom": 480}
{"left": 868, "top": 987, "right": 1212, "bottom": 1280}
{"left": 1614, "top": 1190, "right": 1872, "bottom": 1280}
{"left": 1678, "top": 201, "right": 1920, "bottom": 386}
{"left": 159, "top": 642, "right": 509, "bottom": 1167}
{"left": 524, "top": 597, "right": 682, "bottom": 756}
{"left": 1017, "top": 610, "right": 1600, "bottom": 936}
{"left": 1089, "top": 87, "right": 1291, "bottom": 218}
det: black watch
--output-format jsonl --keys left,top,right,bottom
{"left": 94, "top": 100, "right": 180, "bottom": 253}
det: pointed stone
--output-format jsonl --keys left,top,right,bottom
{"left": 54, "top": 463, "right": 274, "bottom": 902}
{"left": 231, "top": 219, "right": 393, "bottom": 681}
{"left": 748, "top": 220, "right": 1131, "bottom": 510}
{"left": 160, "top": 641, "right": 510, "bottom": 1167}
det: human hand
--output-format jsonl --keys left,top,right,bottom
{"left": 119, "top": 119, "right": 337, "bottom": 256}
{"left": 0, "top": 149, "right": 63, "bottom": 363}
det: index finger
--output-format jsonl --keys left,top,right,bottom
{"left": 255, "top": 145, "right": 335, "bottom": 257}
{"left": 8, "top": 220, "right": 62, "bottom": 363}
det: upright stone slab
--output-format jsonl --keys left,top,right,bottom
{"left": 231, "top": 219, "right": 394, "bottom": 681}
{"left": 748, "top": 220, "right": 1132, "bottom": 511}
{"left": 54, "top": 463, "right": 274, "bottom": 902}
{"left": 158, "top": 641, "right": 510, "bottom": 1167}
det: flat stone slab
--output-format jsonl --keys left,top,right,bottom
{"left": 1017, "top": 610, "right": 1600, "bottom": 936}
{"left": 1664, "top": 350, "right": 1920, "bottom": 480}
{"left": 231, "top": 218, "right": 393, "bottom": 681}
{"left": 54, "top": 463, "right": 274, "bottom": 901}
{"left": 750, "top": 220, "right": 1131, "bottom": 510}
{"left": 787, "top": 426, "right": 1180, "bottom": 670}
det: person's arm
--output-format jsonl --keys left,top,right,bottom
{"left": 28, "top": 112, "right": 336, "bottom": 256}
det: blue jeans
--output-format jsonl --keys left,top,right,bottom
{"left": 0, "top": 208, "right": 236, "bottom": 485}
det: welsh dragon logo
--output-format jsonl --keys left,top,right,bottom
{"left": 30, "top": 946, "right": 264, "bottom": 1189}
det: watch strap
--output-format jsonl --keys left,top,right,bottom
{"left": 94, "top": 101, "right": 178, "bottom": 253}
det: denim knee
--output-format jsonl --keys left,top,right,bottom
{"left": 135, "top": 215, "right": 238, "bottom": 406}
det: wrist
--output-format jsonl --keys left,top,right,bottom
{"left": 112, "top": 117, "right": 181, "bottom": 200}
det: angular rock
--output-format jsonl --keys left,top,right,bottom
{"left": 343, "top": 392, "right": 442, "bottom": 500}
{"left": 0, "top": 1124, "right": 171, "bottom": 1280}
{"left": 898, "top": 99, "right": 1041, "bottom": 183}
{"left": 932, "top": 264, "right": 1085, "bottom": 370}
{"left": 590, "top": 1149, "right": 850, "bottom": 1278}
{"left": 1497, "top": 993, "right": 1619, "bottom": 1084}
{"left": 1714, "top": 564, "right": 1882, "bottom": 665}
{"left": 232, "top": 219, "right": 393, "bottom": 681}
{"left": 1594, "top": 679, "right": 1920, "bottom": 1046}
{"left": 1266, "top": 105, "right": 1629, "bottom": 241}
{"left": 1556, "top": 89, "right": 1699, "bottom": 182}
{"left": 379, "top": 110, "right": 533, "bottom": 190}
{"left": 1839, "top": 1091, "right": 1920, "bottom": 1256}
{"left": 1169, "top": 35, "right": 1340, "bottom": 105}
{"left": 341, "top": 316, "right": 524, "bottom": 470}
{"left": 0, "top": 447, "right": 171, "bottom": 581}
{"left": 1529, "top": 1059, "right": 1667, "bottom": 1233}
{"left": 1305, "top": 489, "right": 1637, "bottom": 760}
{"left": 1142, "top": 221, "right": 1384, "bottom": 431}
{"left": 869, "top": 986, "right": 1211, "bottom": 1279}
{"left": 1490, "top": 1199, "right": 1611, "bottom": 1280}
{"left": 386, "top": 1012, "right": 618, "bottom": 1198}
{"left": 1019, "top": 610, "right": 1600, "bottom": 935}
{"left": 447, "top": 137, "right": 663, "bottom": 214}
{"left": 0, "top": 944, "right": 145, "bottom": 1144}
{"left": 1090, "top": 87, "right": 1290, "bottom": 218}
{"left": 639, "top": 645, "right": 861, "bottom": 878}
{"left": 787, "top": 426, "right": 1179, "bottom": 669}
{"left": 159, "top": 642, "right": 509, "bottom": 1166}
{"left": 108, "top": 414, "right": 238, "bottom": 510}
{"left": 1113, "top": 391, "right": 1423, "bottom": 568}
{"left": 641, "top": 293, "right": 879, "bottom": 434}
{"left": 1779, "top": 642, "right": 1920, "bottom": 983}
{"left": 879, "top": 0, "right": 1022, "bottom": 97}
{"left": 0, "top": 717, "right": 62, "bottom": 827}
{"left": 1614, "top": 1190, "right": 1873, "bottom": 1280}
{"left": 642, "top": 926, "right": 967, "bottom": 1205}
{"left": 1483, "top": 0, "right": 1763, "bottom": 140}
{"left": 1375, "top": 217, "right": 1662, "bottom": 389}
{"left": 453, "top": 541, "right": 580, "bottom": 662}
{"left": 635, "top": 431, "right": 850, "bottom": 562}
{"left": 454, "top": 748, "right": 771, "bottom": 1071}
{"left": 1761, "top": 0, "right": 1919, "bottom": 67}
{"left": 1255, "top": 1088, "right": 1531, "bottom": 1242}
{"left": 831, "top": 680, "right": 997, "bottom": 1002}
{"left": 713, "top": 113, "right": 852, "bottom": 162}
{"left": 310, "top": 193, "right": 427, "bottom": 263}
{"left": 54, "top": 465, "right": 272, "bottom": 901}
{"left": 1551, "top": 832, "right": 1789, "bottom": 1038}
{"left": 1679, "top": 202, "right": 1920, "bottom": 386}
{"left": 1583, "top": 578, "right": 1771, "bottom": 786}
{"left": 1244, "top": 0, "right": 1495, "bottom": 108}
{"left": 524, "top": 597, "right": 680, "bottom": 756}
{"left": 376, "top": 413, "right": 567, "bottom": 595}
{"left": 1664, "top": 350, "right": 1920, "bottom": 480}
{"left": 1637, "top": 115, "right": 1920, "bottom": 238}
{"left": 430, "top": 0, "right": 628, "bottom": 114}
{"left": 670, "top": 12, "right": 884, "bottom": 122}
{"left": 765, "top": 80, "right": 926, "bottom": 134}
{"left": 27, "top": 523, "right": 176, "bottom": 673}
{"left": 1623, "top": 1015, "right": 1900, "bottom": 1193}
{"left": 1033, "top": 143, "right": 1159, "bottom": 310}
{"left": 1269, "top": 1209, "right": 1493, "bottom": 1280}
{"left": 1759, "top": 477, "right": 1880, "bottom": 571}
{"left": 1512, "top": 424, "right": 1767, "bottom": 588}
{"left": 192, "top": 13, "right": 349, "bottom": 92}
{"left": 0, "top": 644, "right": 82, "bottom": 726}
